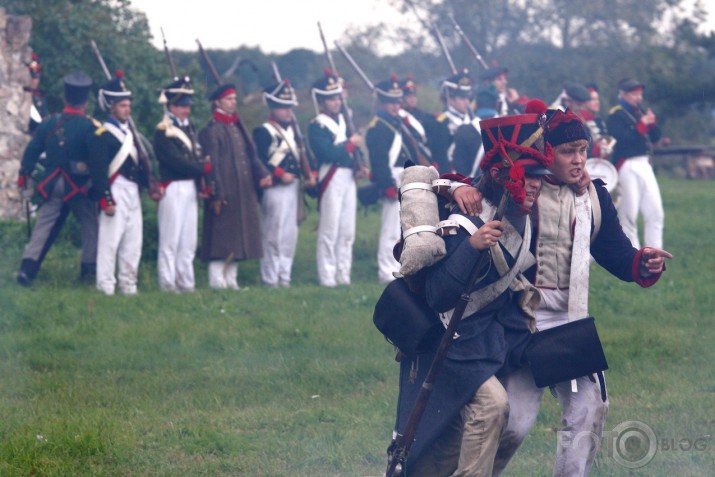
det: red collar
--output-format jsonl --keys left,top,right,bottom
{"left": 63, "top": 106, "right": 84, "bottom": 115}
{"left": 213, "top": 109, "right": 239, "bottom": 125}
{"left": 579, "top": 110, "right": 595, "bottom": 121}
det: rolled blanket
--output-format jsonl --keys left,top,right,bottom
{"left": 398, "top": 165, "right": 446, "bottom": 276}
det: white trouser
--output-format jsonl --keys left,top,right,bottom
{"left": 316, "top": 167, "right": 356, "bottom": 287}
{"left": 260, "top": 181, "right": 299, "bottom": 286}
{"left": 377, "top": 198, "right": 400, "bottom": 283}
{"left": 208, "top": 260, "right": 239, "bottom": 289}
{"left": 493, "top": 367, "right": 609, "bottom": 477}
{"left": 157, "top": 180, "right": 197, "bottom": 292}
{"left": 96, "top": 176, "right": 142, "bottom": 295}
{"left": 616, "top": 155, "right": 664, "bottom": 249}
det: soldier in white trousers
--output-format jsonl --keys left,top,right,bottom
{"left": 253, "top": 80, "right": 315, "bottom": 287}
{"left": 153, "top": 77, "right": 213, "bottom": 292}
{"left": 307, "top": 71, "right": 366, "bottom": 287}
{"left": 454, "top": 104, "right": 672, "bottom": 476}
{"left": 606, "top": 78, "right": 664, "bottom": 249}
{"left": 365, "top": 76, "right": 418, "bottom": 283}
{"left": 90, "top": 73, "right": 151, "bottom": 295}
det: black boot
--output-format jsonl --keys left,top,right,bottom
{"left": 17, "top": 258, "right": 39, "bottom": 287}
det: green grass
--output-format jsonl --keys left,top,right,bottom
{"left": 1, "top": 178, "right": 714, "bottom": 476}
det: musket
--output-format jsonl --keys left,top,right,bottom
{"left": 160, "top": 27, "right": 178, "bottom": 79}
{"left": 334, "top": 42, "right": 432, "bottom": 167}
{"left": 405, "top": 0, "right": 457, "bottom": 74}
{"left": 24, "top": 183, "right": 31, "bottom": 238}
{"left": 270, "top": 61, "right": 315, "bottom": 184}
{"left": 194, "top": 38, "right": 232, "bottom": 200}
{"left": 316, "top": 22, "right": 368, "bottom": 173}
{"left": 448, "top": 14, "right": 489, "bottom": 70}
{"left": 89, "top": 40, "right": 162, "bottom": 201}
{"left": 196, "top": 39, "right": 222, "bottom": 86}
{"left": 384, "top": 122, "right": 549, "bottom": 477}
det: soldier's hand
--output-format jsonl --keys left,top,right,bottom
{"left": 304, "top": 175, "right": 317, "bottom": 189}
{"left": 19, "top": 177, "right": 35, "bottom": 201}
{"left": 281, "top": 172, "right": 296, "bottom": 184}
{"left": 453, "top": 185, "right": 483, "bottom": 216}
{"left": 469, "top": 220, "right": 502, "bottom": 251}
{"left": 640, "top": 109, "right": 656, "bottom": 126}
{"left": 149, "top": 182, "right": 164, "bottom": 202}
{"left": 104, "top": 205, "right": 116, "bottom": 217}
{"left": 355, "top": 166, "right": 370, "bottom": 180}
{"left": 639, "top": 247, "right": 672, "bottom": 277}
{"left": 349, "top": 133, "right": 364, "bottom": 148}
{"left": 259, "top": 175, "right": 273, "bottom": 188}
{"left": 212, "top": 200, "right": 223, "bottom": 216}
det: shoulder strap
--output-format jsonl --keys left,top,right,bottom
{"left": 588, "top": 183, "right": 601, "bottom": 242}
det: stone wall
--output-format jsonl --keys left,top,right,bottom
{"left": 0, "top": 7, "right": 33, "bottom": 220}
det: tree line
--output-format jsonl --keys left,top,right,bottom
{"left": 7, "top": 0, "right": 715, "bottom": 143}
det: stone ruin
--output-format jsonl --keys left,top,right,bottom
{"left": 0, "top": 7, "right": 33, "bottom": 220}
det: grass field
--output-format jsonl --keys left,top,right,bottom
{"left": 1, "top": 177, "right": 714, "bottom": 476}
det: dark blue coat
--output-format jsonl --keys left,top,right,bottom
{"left": 394, "top": 211, "right": 533, "bottom": 473}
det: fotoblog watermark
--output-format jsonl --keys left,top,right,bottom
{"left": 557, "top": 420, "right": 711, "bottom": 469}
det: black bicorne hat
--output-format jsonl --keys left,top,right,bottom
{"left": 399, "top": 75, "right": 417, "bottom": 95}
{"left": 263, "top": 80, "right": 297, "bottom": 108}
{"left": 375, "top": 75, "right": 403, "bottom": 103}
{"left": 159, "top": 76, "right": 194, "bottom": 106}
{"left": 311, "top": 69, "right": 343, "bottom": 98}
{"left": 98, "top": 70, "right": 132, "bottom": 111}
{"left": 441, "top": 68, "right": 473, "bottom": 98}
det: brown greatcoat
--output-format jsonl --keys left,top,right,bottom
{"left": 198, "top": 119, "right": 270, "bottom": 262}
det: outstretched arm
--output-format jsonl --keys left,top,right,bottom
{"left": 638, "top": 247, "right": 672, "bottom": 277}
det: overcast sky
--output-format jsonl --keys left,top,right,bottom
{"left": 130, "top": 0, "right": 410, "bottom": 54}
{"left": 130, "top": 0, "right": 715, "bottom": 54}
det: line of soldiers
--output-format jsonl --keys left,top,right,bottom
{"left": 15, "top": 54, "right": 661, "bottom": 294}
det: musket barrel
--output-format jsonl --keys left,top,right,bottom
{"left": 161, "top": 27, "right": 178, "bottom": 78}
{"left": 196, "top": 39, "right": 222, "bottom": 86}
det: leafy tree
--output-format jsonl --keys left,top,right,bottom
{"left": 5, "top": 0, "right": 166, "bottom": 132}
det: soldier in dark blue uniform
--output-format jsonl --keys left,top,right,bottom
{"left": 307, "top": 71, "right": 366, "bottom": 287}
{"left": 252, "top": 80, "right": 313, "bottom": 288}
{"left": 89, "top": 72, "right": 150, "bottom": 295}
{"left": 16, "top": 72, "right": 99, "bottom": 286}
{"left": 399, "top": 76, "right": 434, "bottom": 162}
{"left": 430, "top": 69, "right": 474, "bottom": 173}
{"left": 606, "top": 78, "right": 664, "bottom": 249}
{"left": 366, "top": 76, "right": 418, "bottom": 283}
{"left": 153, "top": 76, "right": 213, "bottom": 292}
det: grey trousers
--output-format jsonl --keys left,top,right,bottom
{"left": 21, "top": 177, "right": 98, "bottom": 277}
{"left": 493, "top": 366, "right": 609, "bottom": 477}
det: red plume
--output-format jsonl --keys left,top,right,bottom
{"left": 284, "top": 78, "right": 291, "bottom": 86}
{"left": 324, "top": 68, "right": 333, "bottom": 78}
{"left": 407, "top": 73, "right": 414, "bottom": 81}
{"left": 390, "top": 73, "right": 399, "bottom": 82}
{"left": 525, "top": 99, "right": 547, "bottom": 115}
{"left": 32, "top": 52, "right": 39, "bottom": 60}
{"left": 115, "top": 69, "right": 124, "bottom": 80}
